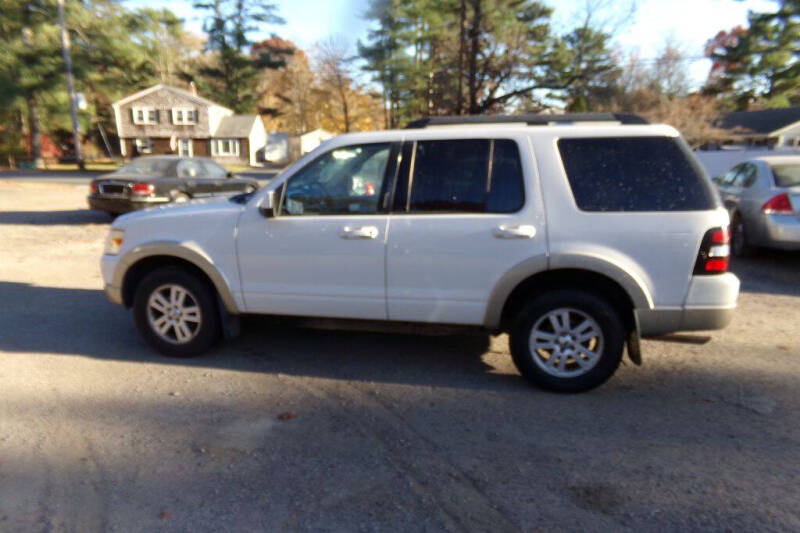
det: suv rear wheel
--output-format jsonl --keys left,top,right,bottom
{"left": 509, "top": 290, "right": 625, "bottom": 393}
{"left": 133, "top": 267, "right": 220, "bottom": 357}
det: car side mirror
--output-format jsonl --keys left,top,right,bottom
{"left": 711, "top": 176, "right": 722, "bottom": 184}
{"left": 259, "top": 190, "right": 277, "bottom": 218}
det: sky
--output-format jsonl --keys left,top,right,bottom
{"left": 126, "top": 0, "right": 777, "bottom": 88}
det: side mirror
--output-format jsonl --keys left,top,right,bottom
{"left": 226, "top": 171, "right": 234, "bottom": 178}
{"left": 259, "top": 190, "right": 276, "bottom": 218}
{"left": 711, "top": 176, "right": 722, "bottom": 184}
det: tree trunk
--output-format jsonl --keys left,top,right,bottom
{"left": 456, "top": 0, "right": 467, "bottom": 114}
{"left": 27, "top": 94, "right": 44, "bottom": 169}
{"left": 467, "top": 0, "right": 482, "bottom": 114}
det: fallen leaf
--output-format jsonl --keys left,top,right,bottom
{"left": 277, "top": 411, "right": 297, "bottom": 421}
{"left": 159, "top": 509, "right": 170, "bottom": 520}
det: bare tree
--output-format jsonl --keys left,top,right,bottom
{"left": 315, "top": 37, "right": 355, "bottom": 132}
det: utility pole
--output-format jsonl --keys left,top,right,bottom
{"left": 57, "top": 0, "right": 84, "bottom": 170}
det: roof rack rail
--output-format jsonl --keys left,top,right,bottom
{"left": 405, "top": 113, "right": 648, "bottom": 129}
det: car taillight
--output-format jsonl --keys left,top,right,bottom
{"left": 762, "top": 193, "right": 793, "bottom": 215}
{"left": 131, "top": 183, "right": 155, "bottom": 196}
{"left": 89, "top": 183, "right": 98, "bottom": 194}
{"left": 694, "top": 227, "right": 730, "bottom": 275}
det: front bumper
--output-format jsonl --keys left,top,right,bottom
{"left": 88, "top": 193, "right": 170, "bottom": 214}
{"left": 637, "top": 273, "right": 740, "bottom": 336}
{"left": 101, "top": 253, "right": 124, "bottom": 305}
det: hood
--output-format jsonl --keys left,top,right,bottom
{"left": 114, "top": 195, "right": 243, "bottom": 227}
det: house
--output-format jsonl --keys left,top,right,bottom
{"left": 112, "top": 84, "right": 267, "bottom": 166}
{"left": 717, "top": 106, "right": 800, "bottom": 148}
{"left": 299, "top": 128, "right": 334, "bottom": 155}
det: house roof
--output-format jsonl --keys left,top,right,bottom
{"left": 112, "top": 84, "right": 232, "bottom": 112}
{"left": 214, "top": 115, "right": 258, "bottom": 138}
{"left": 719, "top": 106, "right": 800, "bottom": 135}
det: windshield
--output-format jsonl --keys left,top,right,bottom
{"left": 771, "top": 164, "right": 800, "bottom": 188}
{"left": 113, "top": 158, "right": 172, "bottom": 176}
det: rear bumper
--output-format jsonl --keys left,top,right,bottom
{"left": 760, "top": 214, "right": 800, "bottom": 250}
{"left": 636, "top": 273, "right": 740, "bottom": 336}
{"left": 87, "top": 194, "right": 170, "bottom": 214}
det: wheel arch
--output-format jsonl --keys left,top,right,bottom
{"left": 485, "top": 256, "right": 653, "bottom": 331}
{"left": 115, "top": 242, "right": 239, "bottom": 314}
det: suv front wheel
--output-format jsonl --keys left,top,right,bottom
{"left": 133, "top": 267, "right": 220, "bottom": 357}
{"left": 509, "top": 290, "right": 625, "bottom": 393}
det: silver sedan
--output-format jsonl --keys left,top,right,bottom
{"left": 715, "top": 156, "right": 800, "bottom": 255}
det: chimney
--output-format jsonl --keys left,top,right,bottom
{"left": 189, "top": 81, "right": 197, "bottom": 96}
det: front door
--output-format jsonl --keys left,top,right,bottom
{"left": 386, "top": 137, "right": 547, "bottom": 325}
{"left": 236, "top": 142, "right": 397, "bottom": 319}
{"left": 178, "top": 138, "right": 193, "bottom": 157}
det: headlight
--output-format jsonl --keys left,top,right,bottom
{"left": 104, "top": 229, "right": 125, "bottom": 255}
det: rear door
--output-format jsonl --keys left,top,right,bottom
{"left": 385, "top": 136, "right": 546, "bottom": 325}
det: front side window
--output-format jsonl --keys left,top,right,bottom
{"left": 557, "top": 136, "right": 717, "bottom": 212}
{"left": 404, "top": 139, "right": 524, "bottom": 213}
{"left": 199, "top": 159, "right": 228, "bottom": 179}
{"left": 281, "top": 143, "right": 391, "bottom": 216}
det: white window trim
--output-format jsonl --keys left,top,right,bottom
{"left": 178, "top": 138, "right": 193, "bottom": 157}
{"left": 172, "top": 107, "right": 197, "bottom": 125}
{"left": 211, "top": 138, "right": 240, "bottom": 157}
{"left": 135, "top": 138, "right": 153, "bottom": 154}
{"left": 132, "top": 106, "right": 157, "bottom": 125}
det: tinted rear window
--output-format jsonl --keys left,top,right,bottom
{"left": 557, "top": 137, "right": 716, "bottom": 211}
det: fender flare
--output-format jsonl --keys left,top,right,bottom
{"left": 113, "top": 240, "right": 239, "bottom": 314}
{"left": 483, "top": 253, "right": 653, "bottom": 329}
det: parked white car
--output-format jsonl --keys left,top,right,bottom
{"left": 101, "top": 114, "right": 740, "bottom": 392}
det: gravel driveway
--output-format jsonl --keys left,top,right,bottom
{"left": 0, "top": 181, "right": 798, "bottom": 532}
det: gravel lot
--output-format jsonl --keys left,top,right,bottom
{"left": 0, "top": 181, "right": 798, "bottom": 532}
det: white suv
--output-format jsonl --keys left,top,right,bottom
{"left": 101, "top": 114, "right": 740, "bottom": 392}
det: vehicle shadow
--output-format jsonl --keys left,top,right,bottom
{"left": 729, "top": 248, "right": 800, "bottom": 296}
{"left": 0, "top": 281, "right": 521, "bottom": 391}
{"left": 0, "top": 209, "right": 111, "bottom": 225}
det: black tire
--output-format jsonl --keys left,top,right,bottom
{"left": 133, "top": 267, "right": 220, "bottom": 357}
{"left": 509, "top": 290, "right": 626, "bottom": 393}
{"left": 731, "top": 214, "right": 753, "bottom": 257}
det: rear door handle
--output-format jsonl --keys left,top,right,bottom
{"left": 340, "top": 226, "right": 379, "bottom": 239}
{"left": 493, "top": 224, "right": 536, "bottom": 239}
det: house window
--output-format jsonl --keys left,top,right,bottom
{"left": 172, "top": 107, "right": 197, "bottom": 125}
{"left": 135, "top": 138, "right": 153, "bottom": 154}
{"left": 211, "top": 139, "right": 240, "bottom": 157}
{"left": 132, "top": 106, "right": 158, "bottom": 125}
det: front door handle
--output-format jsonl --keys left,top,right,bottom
{"left": 340, "top": 226, "right": 379, "bottom": 239}
{"left": 493, "top": 224, "right": 536, "bottom": 239}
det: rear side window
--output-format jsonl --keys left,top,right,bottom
{"left": 771, "top": 164, "right": 800, "bottom": 187}
{"left": 557, "top": 137, "right": 716, "bottom": 211}
{"left": 405, "top": 139, "right": 524, "bottom": 213}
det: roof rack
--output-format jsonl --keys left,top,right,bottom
{"left": 405, "top": 113, "right": 648, "bottom": 129}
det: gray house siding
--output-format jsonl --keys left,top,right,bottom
{"left": 116, "top": 87, "right": 213, "bottom": 139}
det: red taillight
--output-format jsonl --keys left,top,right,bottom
{"left": 762, "top": 193, "right": 793, "bottom": 215}
{"left": 704, "top": 257, "right": 729, "bottom": 272}
{"left": 711, "top": 227, "right": 729, "bottom": 244}
{"left": 694, "top": 226, "right": 730, "bottom": 275}
{"left": 89, "top": 183, "right": 98, "bottom": 194}
{"left": 131, "top": 183, "right": 155, "bottom": 196}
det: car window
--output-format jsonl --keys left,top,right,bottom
{"left": 281, "top": 143, "right": 391, "bottom": 216}
{"left": 199, "top": 159, "right": 228, "bottom": 179}
{"left": 720, "top": 164, "right": 744, "bottom": 186}
{"left": 770, "top": 164, "right": 800, "bottom": 187}
{"left": 733, "top": 163, "right": 757, "bottom": 188}
{"left": 176, "top": 159, "right": 203, "bottom": 178}
{"left": 405, "top": 139, "right": 524, "bottom": 213}
{"left": 113, "top": 158, "right": 171, "bottom": 176}
{"left": 557, "top": 136, "right": 717, "bottom": 212}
